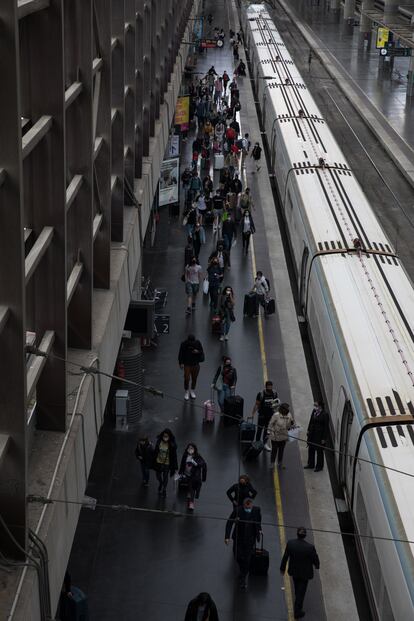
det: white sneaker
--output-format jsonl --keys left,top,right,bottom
{"left": 219, "top": 335, "right": 225, "bottom": 341}
{"left": 184, "top": 391, "right": 190, "bottom": 400}
{"left": 264, "top": 442, "right": 272, "bottom": 451}
{"left": 190, "top": 390, "right": 196, "bottom": 399}
{"left": 224, "top": 335, "right": 229, "bottom": 341}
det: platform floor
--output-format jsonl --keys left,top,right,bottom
{"left": 66, "top": 5, "right": 331, "bottom": 621}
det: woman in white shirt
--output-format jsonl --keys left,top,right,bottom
{"left": 240, "top": 209, "right": 255, "bottom": 255}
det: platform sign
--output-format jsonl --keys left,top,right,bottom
{"left": 201, "top": 38, "right": 223, "bottom": 48}
{"left": 376, "top": 27, "right": 389, "bottom": 49}
{"left": 159, "top": 158, "right": 179, "bottom": 207}
{"left": 154, "top": 315, "right": 170, "bottom": 335}
{"left": 174, "top": 96, "right": 190, "bottom": 131}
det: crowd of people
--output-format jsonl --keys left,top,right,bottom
{"left": 136, "top": 24, "right": 326, "bottom": 621}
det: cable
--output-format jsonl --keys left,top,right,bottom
{"left": 26, "top": 494, "right": 414, "bottom": 546}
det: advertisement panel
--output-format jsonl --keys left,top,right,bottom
{"left": 376, "top": 27, "right": 389, "bottom": 48}
{"left": 174, "top": 96, "right": 190, "bottom": 131}
{"left": 159, "top": 157, "right": 179, "bottom": 206}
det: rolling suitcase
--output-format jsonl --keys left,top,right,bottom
{"left": 214, "top": 153, "right": 224, "bottom": 170}
{"left": 250, "top": 534, "right": 269, "bottom": 576}
{"left": 223, "top": 395, "right": 244, "bottom": 426}
{"left": 244, "top": 440, "right": 264, "bottom": 461}
{"left": 211, "top": 314, "right": 222, "bottom": 335}
{"left": 240, "top": 418, "right": 256, "bottom": 449}
{"left": 203, "top": 391, "right": 215, "bottom": 423}
{"left": 265, "top": 298, "right": 275, "bottom": 315}
{"left": 243, "top": 292, "right": 258, "bottom": 317}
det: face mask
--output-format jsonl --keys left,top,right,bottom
{"left": 240, "top": 481, "right": 246, "bottom": 486}
{"left": 188, "top": 448, "right": 194, "bottom": 455}
{"left": 244, "top": 507, "right": 252, "bottom": 513}
{"left": 162, "top": 436, "right": 169, "bottom": 442}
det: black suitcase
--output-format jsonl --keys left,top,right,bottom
{"left": 223, "top": 395, "right": 244, "bottom": 426}
{"left": 244, "top": 440, "right": 264, "bottom": 461}
{"left": 243, "top": 292, "right": 258, "bottom": 318}
{"left": 250, "top": 534, "right": 269, "bottom": 575}
{"left": 240, "top": 419, "right": 256, "bottom": 448}
{"left": 265, "top": 298, "right": 275, "bottom": 315}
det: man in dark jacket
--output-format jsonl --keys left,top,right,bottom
{"left": 304, "top": 400, "right": 329, "bottom": 471}
{"left": 178, "top": 334, "right": 204, "bottom": 401}
{"left": 225, "top": 498, "right": 262, "bottom": 589}
{"left": 280, "top": 527, "right": 320, "bottom": 619}
{"left": 184, "top": 592, "right": 219, "bottom": 621}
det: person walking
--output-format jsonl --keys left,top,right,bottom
{"left": 218, "top": 285, "right": 235, "bottom": 341}
{"left": 241, "top": 133, "right": 251, "bottom": 168}
{"left": 178, "top": 443, "right": 207, "bottom": 511}
{"left": 214, "top": 76, "right": 223, "bottom": 106}
{"left": 222, "top": 70, "right": 230, "bottom": 94}
{"left": 252, "top": 271, "right": 270, "bottom": 313}
{"left": 212, "top": 189, "right": 224, "bottom": 234}
{"left": 267, "top": 402, "right": 295, "bottom": 469}
{"left": 239, "top": 187, "right": 254, "bottom": 214}
{"left": 225, "top": 498, "right": 262, "bottom": 590}
{"left": 184, "top": 593, "right": 219, "bottom": 621}
{"left": 135, "top": 436, "right": 154, "bottom": 486}
{"left": 207, "top": 257, "right": 223, "bottom": 312}
{"left": 209, "top": 241, "right": 230, "bottom": 271}
{"left": 221, "top": 213, "right": 236, "bottom": 252}
{"left": 178, "top": 334, "right": 205, "bottom": 400}
{"left": 251, "top": 142, "right": 262, "bottom": 172}
{"left": 184, "top": 236, "right": 194, "bottom": 270}
{"left": 240, "top": 209, "right": 255, "bottom": 255}
{"left": 251, "top": 380, "right": 279, "bottom": 447}
{"left": 230, "top": 172, "right": 242, "bottom": 197}
{"left": 153, "top": 428, "right": 178, "bottom": 497}
{"left": 212, "top": 356, "right": 237, "bottom": 412}
{"left": 192, "top": 221, "right": 205, "bottom": 260}
{"left": 226, "top": 475, "right": 257, "bottom": 507}
{"left": 202, "top": 173, "right": 213, "bottom": 199}
{"left": 184, "top": 257, "right": 203, "bottom": 315}
{"left": 280, "top": 527, "right": 320, "bottom": 619}
{"left": 304, "top": 400, "right": 329, "bottom": 472}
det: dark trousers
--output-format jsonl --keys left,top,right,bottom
{"left": 156, "top": 466, "right": 169, "bottom": 491}
{"left": 209, "top": 286, "right": 220, "bottom": 311}
{"left": 271, "top": 440, "right": 286, "bottom": 465}
{"left": 233, "top": 543, "right": 252, "bottom": 583}
{"left": 307, "top": 443, "right": 324, "bottom": 470}
{"left": 186, "top": 479, "right": 201, "bottom": 501}
{"left": 242, "top": 231, "right": 251, "bottom": 253}
{"left": 256, "top": 412, "right": 272, "bottom": 442}
{"left": 293, "top": 578, "right": 308, "bottom": 615}
{"left": 140, "top": 461, "right": 150, "bottom": 484}
{"left": 183, "top": 364, "right": 200, "bottom": 390}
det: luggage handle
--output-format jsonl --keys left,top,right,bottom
{"left": 256, "top": 531, "right": 264, "bottom": 552}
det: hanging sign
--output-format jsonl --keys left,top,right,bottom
{"left": 376, "top": 27, "right": 389, "bottom": 49}
{"left": 174, "top": 96, "right": 190, "bottom": 131}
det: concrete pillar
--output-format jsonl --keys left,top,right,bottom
{"left": 384, "top": 0, "right": 399, "bottom": 23}
{"left": 407, "top": 34, "right": 414, "bottom": 98}
{"left": 359, "top": 0, "right": 374, "bottom": 47}
{"left": 343, "top": 0, "right": 355, "bottom": 21}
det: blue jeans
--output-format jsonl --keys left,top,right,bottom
{"left": 222, "top": 315, "right": 231, "bottom": 335}
{"left": 218, "top": 383, "right": 232, "bottom": 411}
{"left": 223, "top": 233, "right": 233, "bottom": 251}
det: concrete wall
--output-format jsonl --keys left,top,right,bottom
{"left": 2, "top": 3, "right": 201, "bottom": 619}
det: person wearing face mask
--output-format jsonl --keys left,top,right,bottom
{"left": 225, "top": 498, "right": 262, "bottom": 590}
{"left": 267, "top": 402, "right": 295, "bottom": 469}
{"left": 192, "top": 221, "right": 205, "bottom": 261}
{"left": 209, "top": 242, "right": 230, "bottom": 271}
{"left": 207, "top": 257, "right": 223, "bottom": 312}
{"left": 218, "top": 285, "right": 235, "bottom": 341}
{"left": 226, "top": 475, "right": 257, "bottom": 507}
{"left": 240, "top": 209, "right": 255, "bottom": 255}
{"left": 178, "top": 443, "right": 207, "bottom": 511}
{"left": 153, "top": 429, "right": 178, "bottom": 497}
{"left": 184, "top": 256, "right": 203, "bottom": 316}
{"left": 184, "top": 592, "right": 219, "bottom": 621}
{"left": 212, "top": 356, "right": 237, "bottom": 412}
{"left": 304, "top": 400, "right": 329, "bottom": 472}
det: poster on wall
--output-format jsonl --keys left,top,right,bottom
{"left": 174, "top": 96, "right": 190, "bottom": 131}
{"left": 376, "top": 27, "right": 389, "bottom": 49}
{"left": 159, "top": 157, "right": 179, "bottom": 207}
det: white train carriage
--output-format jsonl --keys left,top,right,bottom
{"left": 244, "top": 5, "right": 414, "bottom": 619}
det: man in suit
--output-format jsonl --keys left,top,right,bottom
{"left": 280, "top": 527, "right": 320, "bottom": 619}
{"left": 225, "top": 498, "right": 262, "bottom": 590}
{"left": 304, "top": 400, "right": 329, "bottom": 471}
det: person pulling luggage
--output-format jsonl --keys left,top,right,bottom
{"left": 252, "top": 271, "right": 269, "bottom": 314}
{"left": 225, "top": 498, "right": 262, "bottom": 590}
{"left": 267, "top": 403, "right": 295, "bottom": 469}
{"left": 251, "top": 380, "right": 279, "bottom": 448}
{"left": 226, "top": 475, "right": 257, "bottom": 507}
{"left": 153, "top": 429, "right": 178, "bottom": 497}
{"left": 178, "top": 334, "right": 205, "bottom": 400}
{"left": 178, "top": 443, "right": 207, "bottom": 511}
{"left": 212, "top": 356, "right": 237, "bottom": 412}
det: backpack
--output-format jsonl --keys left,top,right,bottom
{"left": 236, "top": 138, "right": 244, "bottom": 150}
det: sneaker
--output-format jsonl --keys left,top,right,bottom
{"left": 186, "top": 307, "right": 191, "bottom": 315}
{"left": 184, "top": 391, "right": 190, "bottom": 400}
{"left": 219, "top": 335, "right": 225, "bottom": 341}
{"left": 264, "top": 442, "right": 272, "bottom": 451}
{"left": 190, "top": 390, "right": 196, "bottom": 399}
{"left": 188, "top": 501, "right": 194, "bottom": 511}
{"left": 224, "top": 335, "right": 229, "bottom": 341}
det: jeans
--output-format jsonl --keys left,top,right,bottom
{"left": 293, "top": 578, "right": 309, "bottom": 616}
{"left": 222, "top": 315, "right": 231, "bottom": 336}
{"left": 271, "top": 440, "right": 286, "bottom": 465}
{"left": 218, "top": 383, "right": 232, "bottom": 411}
{"left": 223, "top": 233, "right": 233, "bottom": 251}
{"left": 140, "top": 461, "right": 150, "bottom": 484}
{"left": 183, "top": 365, "right": 200, "bottom": 390}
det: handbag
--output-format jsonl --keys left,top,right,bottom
{"left": 203, "top": 278, "right": 209, "bottom": 295}
{"left": 182, "top": 215, "right": 188, "bottom": 227}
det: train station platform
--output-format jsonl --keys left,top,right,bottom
{"left": 67, "top": 1, "right": 358, "bottom": 620}
{"left": 272, "top": 0, "right": 414, "bottom": 186}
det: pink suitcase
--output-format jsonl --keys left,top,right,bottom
{"left": 203, "top": 395, "right": 215, "bottom": 423}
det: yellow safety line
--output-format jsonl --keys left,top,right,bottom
{"left": 249, "top": 223, "right": 294, "bottom": 619}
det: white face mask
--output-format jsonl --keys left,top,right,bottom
{"left": 162, "top": 436, "right": 169, "bottom": 442}
{"left": 188, "top": 448, "right": 195, "bottom": 455}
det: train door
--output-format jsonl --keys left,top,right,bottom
{"left": 339, "top": 395, "right": 354, "bottom": 488}
{"left": 262, "top": 92, "right": 267, "bottom": 127}
{"left": 299, "top": 246, "right": 309, "bottom": 313}
{"left": 270, "top": 127, "right": 277, "bottom": 169}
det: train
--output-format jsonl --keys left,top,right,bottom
{"left": 242, "top": 4, "right": 414, "bottom": 620}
